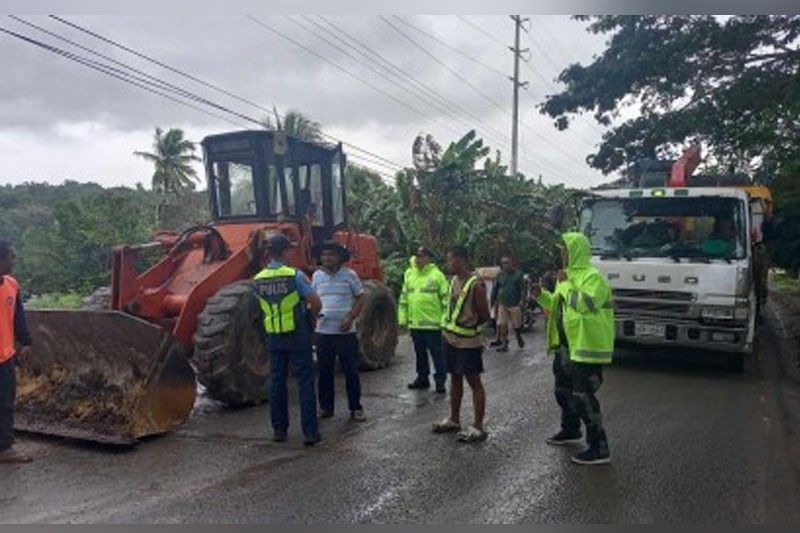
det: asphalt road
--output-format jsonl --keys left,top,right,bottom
{"left": 2, "top": 307, "right": 800, "bottom": 524}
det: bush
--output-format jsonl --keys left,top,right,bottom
{"left": 25, "top": 291, "right": 85, "bottom": 310}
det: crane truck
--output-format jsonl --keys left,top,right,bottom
{"left": 578, "top": 146, "right": 773, "bottom": 371}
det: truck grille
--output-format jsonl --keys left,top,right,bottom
{"left": 613, "top": 289, "right": 695, "bottom": 317}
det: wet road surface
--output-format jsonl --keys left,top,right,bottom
{"left": 2, "top": 307, "right": 800, "bottom": 524}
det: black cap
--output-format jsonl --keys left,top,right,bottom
{"left": 265, "top": 234, "right": 291, "bottom": 253}
{"left": 313, "top": 241, "right": 351, "bottom": 262}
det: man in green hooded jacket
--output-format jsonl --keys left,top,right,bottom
{"left": 532, "top": 232, "right": 615, "bottom": 465}
{"left": 399, "top": 247, "right": 450, "bottom": 393}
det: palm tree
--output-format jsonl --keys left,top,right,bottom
{"left": 134, "top": 127, "right": 201, "bottom": 195}
{"left": 261, "top": 107, "right": 323, "bottom": 143}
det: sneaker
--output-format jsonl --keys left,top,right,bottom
{"left": 272, "top": 430, "right": 288, "bottom": 443}
{"left": 546, "top": 430, "right": 583, "bottom": 446}
{"left": 319, "top": 410, "right": 334, "bottom": 419}
{"left": 571, "top": 447, "right": 611, "bottom": 465}
{"left": 0, "top": 448, "right": 33, "bottom": 463}
{"left": 351, "top": 410, "right": 367, "bottom": 422}
{"left": 304, "top": 434, "right": 322, "bottom": 447}
{"left": 496, "top": 343, "right": 510, "bottom": 353}
{"left": 435, "top": 383, "right": 447, "bottom": 394}
{"left": 489, "top": 339, "right": 503, "bottom": 347}
{"left": 407, "top": 378, "right": 430, "bottom": 390}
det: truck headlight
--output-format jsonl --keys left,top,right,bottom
{"left": 734, "top": 307, "right": 749, "bottom": 321}
{"left": 701, "top": 307, "right": 734, "bottom": 320}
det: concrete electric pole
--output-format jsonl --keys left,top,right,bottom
{"left": 509, "top": 15, "right": 529, "bottom": 178}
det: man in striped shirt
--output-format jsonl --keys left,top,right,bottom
{"left": 312, "top": 241, "right": 366, "bottom": 422}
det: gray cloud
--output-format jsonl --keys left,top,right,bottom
{"left": 0, "top": 15, "right": 609, "bottom": 186}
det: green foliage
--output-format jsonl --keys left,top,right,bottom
{"left": 261, "top": 108, "right": 323, "bottom": 143}
{"left": 542, "top": 16, "right": 800, "bottom": 176}
{"left": 3, "top": 181, "right": 210, "bottom": 298}
{"left": 772, "top": 271, "right": 800, "bottom": 294}
{"left": 770, "top": 161, "right": 800, "bottom": 274}
{"left": 134, "top": 127, "right": 201, "bottom": 195}
{"left": 17, "top": 189, "right": 156, "bottom": 295}
{"left": 347, "top": 131, "right": 570, "bottom": 296}
{"left": 25, "top": 291, "right": 84, "bottom": 310}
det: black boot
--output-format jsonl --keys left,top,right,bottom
{"left": 546, "top": 429, "right": 582, "bottom": 446}
{"left": 407, "top": 377, "right": 430, "bottom": 390}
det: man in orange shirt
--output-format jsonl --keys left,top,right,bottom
{"left": 0, "top": 240, "right": 33, "bottom": 464}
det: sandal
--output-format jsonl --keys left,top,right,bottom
{"left": 432, "top": 417, "right": 461, "bottom": 433}
{"left": 457, "top": 425, "right": 488, "bottom": 443}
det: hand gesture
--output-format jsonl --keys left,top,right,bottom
{"left": 530, "top": 283, "right": 542, "bottom": 298}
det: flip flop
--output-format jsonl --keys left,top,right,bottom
{"left": 432, "top": 418, "right": 461, "bottom": 433}
{"left": 457, "top": 425, "right": 488, "bottom": 443}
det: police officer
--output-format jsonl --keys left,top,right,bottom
{"left": 532, "top": 232, "right": 615, "bottom": 465}
{"left": 254, "top": 234, "right": 323, "bottom": 446}
{"left": 399, "top": 246, "right": 450, "bottom": 393}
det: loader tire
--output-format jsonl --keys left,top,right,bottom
{"left": 357, "top": 280, "right": 398, "bottom": 371}
{"left": 193, "top": 281, "right": 269, "bottom": 406}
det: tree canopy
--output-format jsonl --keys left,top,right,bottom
{"left": 542, "top": 16, "right": 800, "bottom": 176}
{"left": 134, "top": 127, "right": 201, "bottom": 195}
{"left": 261, "top": 108, "right": 323, "bottom": 142}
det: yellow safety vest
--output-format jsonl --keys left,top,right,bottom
{"left": 443, "top": 275, "right": 481, "bottom": 338}
{"left": 254, "top": 265, "right": 302, "bottom": 334}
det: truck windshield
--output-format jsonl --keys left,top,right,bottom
{"left": 580, "top": 196, "right": 747, "bottom": 261}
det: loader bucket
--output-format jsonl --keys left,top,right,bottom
{"left": 14, "top": 310, "right": 197, "bottom": 445}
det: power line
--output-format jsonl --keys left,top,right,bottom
{"left": 288, "top": 16, "right": 477, "bottom": 136}
{"left": 0, "top": 22, "right": 400, "bottom": 185}
{"left": 45, "top": 15, "right": 407, "bottom": 173}
{"left": 49, "top": 15, "right": 276, "bottom": 115}
{"left": 392, "top": 16, "right": 509, "bottom": 80}
{"left": 455, "top": 15, "right": 507, "bottom": 49}
{"left": 381, "top": 16, "right": 509, "bottom": 115}
{"left": 248, "top": 15, "right": 464, "bottom": 140}
{"left": 0, "top": 25, "right": 248, "bottom": 128}
{"left": 382, "top": 16, "right": 591, "bottom": 176}
{"left": 298, "top": 15, "right": 521, "bottom": 158}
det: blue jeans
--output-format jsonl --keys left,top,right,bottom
{"left": 410, "top": 329, "right": 446, "bottom": 386}
{"left": 267, "top": 333, "right": 319, "bottom": 440}
{"left": 317, "top": 333, "right": 362, "bottom": 413}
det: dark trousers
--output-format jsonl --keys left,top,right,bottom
{"left": 410, "top": 329, "right": 446, "bottom": 386}
{"left": 552, "top": 349, "right": 609, "bottom": 452}
{"left": 0, "top": 357, "right": 15, "bottom": 452}
{"left": 317, "top": 333, "right": 362, "bottom": 413}
{"left": 268, "top": 335, "right": 319, "bottom": 439}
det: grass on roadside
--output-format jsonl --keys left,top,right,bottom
{"left": 25, "top": 291, "right": 85, "bottom": 310}
{"left": 772, "top": 271, "right": 800, "bottom": 295}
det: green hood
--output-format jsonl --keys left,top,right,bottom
{"left": 562, "top": 232, "right": 591, "bottom": 275}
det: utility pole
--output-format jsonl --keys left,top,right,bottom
{"left": 509, "top": 15, "right": 529, "bottom": 178}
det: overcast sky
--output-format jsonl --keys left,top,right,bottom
{"left": 0, "top": 15, "right": 611, "bottom": 190}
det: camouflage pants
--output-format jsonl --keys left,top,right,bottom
{"left": 552, "top": 349, "right": 609, "bottom": 453}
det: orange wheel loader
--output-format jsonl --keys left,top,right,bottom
{"left": 14, "top": 130, "right": 398, "bottom": 445}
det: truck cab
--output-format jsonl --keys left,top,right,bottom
{"left": 579, "top": 187, "right": 756, "bottom": 368}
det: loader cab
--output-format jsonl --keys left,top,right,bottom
{"left": 201, "top": 130, "right": 347, "bottom": 239}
